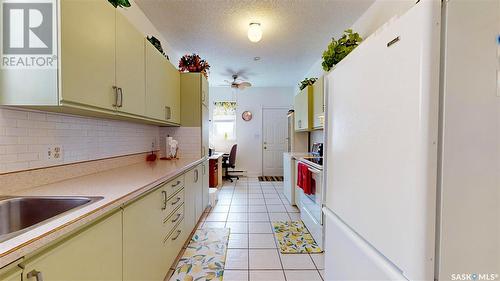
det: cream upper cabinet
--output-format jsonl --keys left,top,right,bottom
{"left": 1, "top": 0, "right": 180, "bottom": 126}
{"left": 165, "top": 62, "right": 181, "bottom": 124}
{"left": 294, "top": 86, "right": 313, "bottom": 131}
{"left": 60, "top": 0, "right": 117, "bottom": 111}
{"left": 180, "top": 73, "right": 210, "bottom": 157}
{"left": 202, "top": 105, "right": 209, "bottom": 157}
{"left": 20, "top": 211, "right": 122, "bottom": 281}
{"left": 312, "top": 76, "right": 325, "bottom": 129}
{"left": 145, "top": 41, "right": 180, "bottom": 124}
{"left": 145, "top": 41, "right": 168, "bottom": 122}
{"left": 115, "top": 11, "right": 146, "bottom": 117}
{"left": 201, "top": 75, "right": 209, "bottom": 107}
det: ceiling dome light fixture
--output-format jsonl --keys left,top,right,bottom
{"left": 248, "top": 23, "right": 262, "bottom": 43}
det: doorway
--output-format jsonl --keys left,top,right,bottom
{"left": 262, "top": 107, "right": 288, "bottom": 176}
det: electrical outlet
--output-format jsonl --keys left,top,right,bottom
{"left": 47, "top": 145, "right": 63, "bottom": 161}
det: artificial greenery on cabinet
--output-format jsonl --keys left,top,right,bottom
{"left": 322, "top": 29, "right": 362, "bottom": 71}
{"left": 299, "top": 78, "right": 318, "bottom": 90}
{"left": 108, "top": 0, "right": 131, "bottom": 8}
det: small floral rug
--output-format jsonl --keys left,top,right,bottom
{"left": 272, "top": 221, "right": 323, "bottom": 254}
{"left": 169, "top": 228, "right": 230, "bottom": 281}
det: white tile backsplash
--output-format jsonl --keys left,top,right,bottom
{"left": 159, "top": 127, "right": 201, "bottom": 159}
{"left": 0, "top": 107, "right": 160, "bottom": 174}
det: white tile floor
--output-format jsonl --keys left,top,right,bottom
{"left": 199, "top": 177, "right": 325, "bottom": 281}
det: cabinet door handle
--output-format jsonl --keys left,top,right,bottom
{"left": 171, "top": 230, "right": 182, "bottom": 241}
{"left": 117, "top": 88, "right": 123, "bottom": 108}
{"left": 171, "top": 196, "right": 181, "bottom": 205}
{"left": 165, "top": 106, "right": 171, "bottom": 120}
{"left": 161, "top": 190, "right": 167, "bottom": 210}
{"left": 194, "top": 169, "right": 199, "bottom": 183}
{"left": 27, "top": 270, "right": 43, "bottom": 281}
{"left": 112, "top": 86, "right": 119, "bottom": 107}
{"left": 171, "top": 213, "right": 182, "bottom": 223}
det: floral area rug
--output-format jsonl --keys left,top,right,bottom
{"left": 272, "top": 221, "right": 323, "bottom": 254}
{"left": 169, "top": 228, "right": 230, "bottom": 281}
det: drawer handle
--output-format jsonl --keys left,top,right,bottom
{"left": 161, "top": 191, "right": 167, "bottom": 210}
{"left": 171, "top": 196, "right": 181, "bottom": 205}
{"left": 172, "top": 213, "right": 182, "bottom": 223}
{"left": 27, "top": 270, "right": 43, "bottom": 281}
{"left": 171, "top": 230, "right": 182, "bottom": 241}
{"left": 171, "top": 180, "right": 181, "bottom": 188}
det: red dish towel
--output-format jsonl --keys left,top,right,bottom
{"left": 297, "top": 162, "right": 313, "bottom": 195}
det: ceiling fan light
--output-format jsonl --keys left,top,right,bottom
{"left": 248, "top": 23, "right": 262, "bottom": 43}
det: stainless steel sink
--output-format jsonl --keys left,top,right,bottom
{"left": 0, "top": 196, "right": 103, "bottom": 242}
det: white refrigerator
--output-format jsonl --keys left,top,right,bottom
{"left": 323, "top": 0, "right": 499, "bottom": 280}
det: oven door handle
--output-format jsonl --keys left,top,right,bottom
{"left": 307, "top": 167, "right": 322, "bottom": 174}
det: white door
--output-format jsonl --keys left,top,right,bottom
{"left": 262, "top": 108, "right": 288, "bottom": 176}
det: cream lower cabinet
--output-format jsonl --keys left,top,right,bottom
{"left": 185, "top": 166, "right": 202, "bottom": 229}
{"left": 123, "top": 184, "right": 172, "bottom": 281}
{"left": 202, "top": 160, "right": 210, "bottom": 209}
{"left": 0, "top": 262, "right": 22, "bottom": 281}
{"left": 19, "top": 211, "right": 122, "bottom": 281}
{"left": 123, "top": 175, "right": 189, "bottom": 281}
{"left": 0, "top": 171, "right": 202, "bottom": 281}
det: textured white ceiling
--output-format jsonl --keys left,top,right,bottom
{"left": 135, "top": 0, "right": 374, "bottom": 87}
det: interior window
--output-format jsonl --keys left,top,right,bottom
{"left": 211, "top": 102, "right": 237, "bottom": 151}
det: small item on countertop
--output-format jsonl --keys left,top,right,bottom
{"left": 146, "top": 142, "right": 157, "bottom": 162}
{"left": 161, "top": 136, "right": 179, "bottom": 160}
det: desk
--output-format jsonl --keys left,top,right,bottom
{"left": 209, "top": 152, "right": 224, "bottom": 188}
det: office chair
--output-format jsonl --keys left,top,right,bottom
{"left": 222, "top": 144, "right": 239, "bottom": 182}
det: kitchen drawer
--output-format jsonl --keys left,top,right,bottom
{"left": 165, "top": 175, "right": 185, "bottom": 198}
{"left": 165, "top": 189, "right": 184, "bottom": 217}
{"left": 163, "top": 204, "right": 184, "bottom": 238}
{"left": 163, "top": 218, "right": 185, "bottom": 271}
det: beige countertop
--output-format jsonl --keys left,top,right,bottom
{"left": 208, "top": 152, "right": 224, "bottom": 160}
{"left": 0, "top": 157, "right": 205, "bottom": 268}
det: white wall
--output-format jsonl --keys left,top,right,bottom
{"left": 209, "top": 87, "right": 294, "bottom": 177}
{"left": 119, "top": 0, "right": 182, "bottom": 61}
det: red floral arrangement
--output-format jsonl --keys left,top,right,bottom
{"left": 178, "top": 54, "right": 210, "bottom": 78}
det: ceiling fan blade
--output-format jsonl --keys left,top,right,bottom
{"left": 236, "top": 82, "right": 251, "bottom": 90}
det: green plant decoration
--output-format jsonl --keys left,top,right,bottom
{"left": 147, "top": 36, "right": 168, "bottom": 59}
{"left": 299, "top": 78, "right": 318, "bottom": 90}
{"left": 322, "top": 29, "right": 362, "bottom": 71}
{"left": 108, "top": 0, "right": 131, "bottom": 8}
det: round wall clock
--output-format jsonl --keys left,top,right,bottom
{"left": 242, "top": 111, "right": 253, "bottom": 121}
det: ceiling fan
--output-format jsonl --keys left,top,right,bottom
{"left": 223, "top": 74, "right": 252, "bottom": 90}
